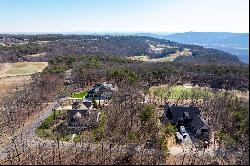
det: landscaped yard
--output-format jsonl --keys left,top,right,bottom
{"left": 36, "top": 109, "right": 68, "bottom": 140}
{"left": 36, "top": 109, "right": 106, "bottom": 143}
{"left": 71, "top": 91, "right": 88, "bottom": 99}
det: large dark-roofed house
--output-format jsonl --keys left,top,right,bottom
{"left": 163, "top": 103, "right": 210, "bottom": 139}
{"left": 87, "top": 82, "right": 117, "bottom": 99}
{"left": 164, "top": 104, "right": 201, "bottom": 127}
{"left": 67, "top": 101, "right": 99, "bottom": 132}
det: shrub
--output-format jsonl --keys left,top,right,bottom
{"left": 140, "top": 105, "right": 156, "bottom": 123}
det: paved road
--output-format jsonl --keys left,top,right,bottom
{"left": 0, "top": 101, "right": 60, "bottom": 161}
{"left": 0, "top": 96, "right": 218, "bottom": 163}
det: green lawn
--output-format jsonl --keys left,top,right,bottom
{"left": 36, "top": 128, "right": 55, "bottom": 139}
{"left": 36, "top": 109, "right": 67, "bottom": 140}
{"left": 150, "top": 85, "right": 214, "bottom": 100}
{"left": 38, "top": 109, "right": 63, "bottom": 129}
{"left": 71, "top": 91, "right": 88, "bottom": 99}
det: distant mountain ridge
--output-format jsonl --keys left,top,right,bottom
{"left": 136, "top": 32, "right": 249, "bottom": 63}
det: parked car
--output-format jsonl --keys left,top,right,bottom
{"left": 180, "top": 126, "right": 188, "bottom": 139}
{"left": 176, "top": 132, "right": 183, "bottom": 142}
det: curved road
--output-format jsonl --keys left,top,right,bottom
{"left": 0, "top": 97, "right": 217, "bottom": 163}
{"left": 0, "top": 101, "right": 59, "bottom": 161}
{"left": 0, "top": 98, "right": 157, "bottom": 163}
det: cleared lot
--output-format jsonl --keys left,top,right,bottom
{"left": 0, "top": 62, "right": 48, "bottom": 102}
{"left": 0, "top": 62, "right": 48, "bottom": 78}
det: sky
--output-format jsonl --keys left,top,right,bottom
{"left": 0, "top": 0, "right": 249, "bottom": 33}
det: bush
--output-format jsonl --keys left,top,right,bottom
{"left": 140, "top": 105, "right": 156, "bottom": 123}
{"left": 128, "top": 131, "right": 139, "bottom": 141}
{"left": 159, "top": 136, "right": 169, "bottom": 156}
{"left": 162, "top": 123, "right": 177, "bottom": 137}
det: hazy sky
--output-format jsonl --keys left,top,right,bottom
{"left": 0, "top": 0, "right": 249, "bottom": 33}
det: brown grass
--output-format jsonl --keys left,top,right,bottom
{"left": 0, "top": 62, "right": 48, "bottom": 78}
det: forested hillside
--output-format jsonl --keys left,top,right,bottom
{"left": 0, "top": 35, "right": 242, "bottom": 65}
{"left": 1, "top": 54, "right": 248, "bottom": 164}
{"left": 136, "top": 32, "right": 249, "bottom": 63}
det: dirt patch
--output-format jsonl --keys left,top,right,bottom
{"left": 167, "top": 135, "right": 176, "bottom": 148}
{"left": 0, "top": 76, "right": 31, "bottom": 101}
{"left": 229, "top": 90, "right": 249, "bottom": 100}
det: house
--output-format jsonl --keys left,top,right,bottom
{"left": 164, "top": 104, "right": 201, "bottom": 127}
{"left": 67, "top": 100, "right": 99, "bottom": 131}
{"left": 163, "top": 103, "right": 210, "bottom": 139}
{"left": 87, "top": 82, "right": 117, "bottom": 99}
{"left": 64, "top": 69, "right": 73, "bottom": 85}
{"left": 191, "top": 114, "right": 210, "bottom": 138}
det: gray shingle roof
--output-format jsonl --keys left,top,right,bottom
{"left": 191, "top": 114, "right": 210, "bottom": 131}
{"left": 168, "top": 106, "right": 201, "bottom": 124}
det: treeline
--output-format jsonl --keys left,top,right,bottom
{"left": 0, "top": 34, "right": 242, "bottom": 65}
{"left": 45, "top": 55, "right": 249, "bottom": 91}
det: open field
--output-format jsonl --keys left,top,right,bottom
{"left": 128, "top": 49, "right": 192, "bottom": 62}
{"left": 150, "top": 84, "right": 249, "bottom": 102}
{"left": 23, "top": 52, "right": 47, "bottom": 58}
{"left": 150, "top": 85, "right": 214, "bottom": 100}
{"left": 0, "top": 62, "right": 48, "bottom": 78}
{"left": 0, "top": 62, "right": 48, "bottom": 102}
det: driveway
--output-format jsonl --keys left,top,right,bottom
{"left": 168, "top": 129, "right": 217, "bottom": 157}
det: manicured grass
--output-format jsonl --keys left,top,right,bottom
{"left": 71, "top": 91, "right": 88, "bottom": 99}
{"left": 36, "top": 109, "right": 67, "bottom": 140}
{"left": 167, "top": 86, "right": 214, "bottom": 100}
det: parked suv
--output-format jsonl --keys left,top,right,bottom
{"left": 176, "top": 132, "right": 183, "bottom": 143}
{"left": 180, "top": 126, "right": 188, "bottom": 139}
